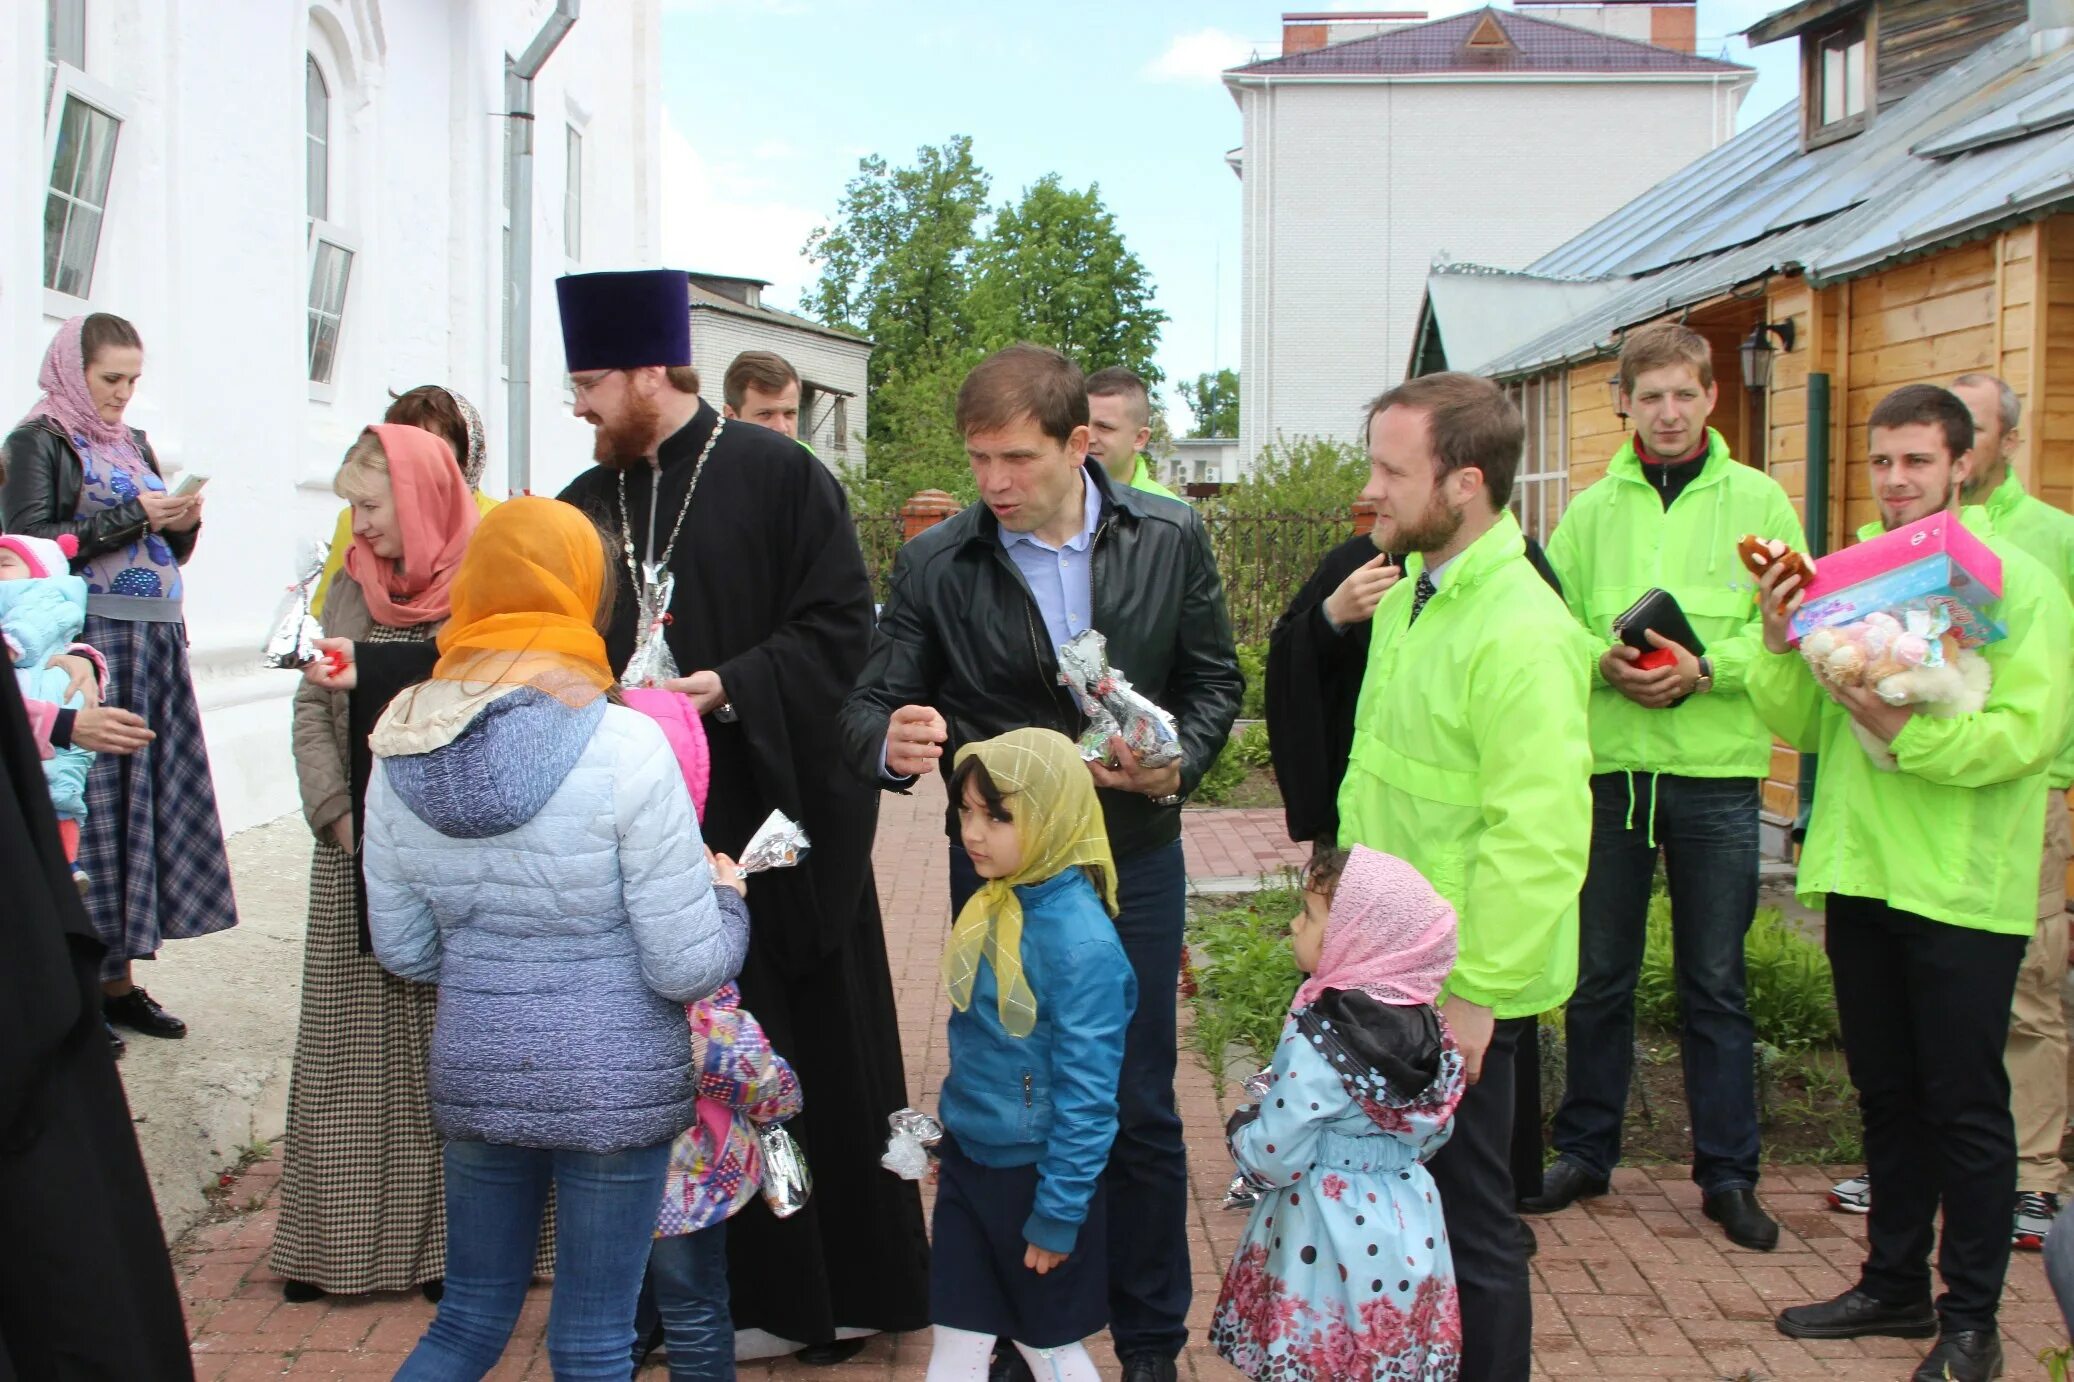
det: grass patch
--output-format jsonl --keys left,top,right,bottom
{"left": 1190, "top": 722, "right": 1280, "bottom": 809}
{"left": 1184, "top": 879, "right": 1303, "bottom": 1093}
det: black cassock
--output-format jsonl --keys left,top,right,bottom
{"left": 0, "top": 675, "right": 193, "bottom": 1380}
{"left": 561, "top": 401, "right": 929, "bottom": 1344}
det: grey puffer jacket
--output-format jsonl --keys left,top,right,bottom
{"left": 363, "top": 686, "right": 747, "bottom": 1153}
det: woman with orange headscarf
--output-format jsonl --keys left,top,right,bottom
{"left": 272, "top": 423, "right": 486, "bottom": 1304}
{"left": 359, "top": 497, "right": 749, "bottom": 1380}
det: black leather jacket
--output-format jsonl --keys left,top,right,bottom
{"left": 841, "top": 464, "right": 1243, "bottom": 861}
{"left": 2, "top": 421, "right": 200, "bottom": 566}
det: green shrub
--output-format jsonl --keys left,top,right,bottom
{"left": 1186, "top": 885, "right": 1304, "bottom": 1088}
{"left": 1234, "top": 722, "right": 1272, "bottom": 768}
{"left": 1193, "top": 736, "right": 1249, "bottom": 805}
{"left": 1237, "top": 641, "right": 1268, "bottom": 719}
{"left": 1634, "top": 890, "right": 1838, "bottom": 1048}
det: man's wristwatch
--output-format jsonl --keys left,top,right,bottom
{"left": 1152, "top": 791, "right": 1185, "bottom": 807}
{"left": 1694, "top": 656, "right": 1714, "bottom": 695}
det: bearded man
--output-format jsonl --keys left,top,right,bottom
{"left": 552, "top": 269, "right": 928, "bottom": 1365}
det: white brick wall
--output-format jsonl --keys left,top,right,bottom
{"left": 688, "top": 308, "right": 871, "bottom": 465}
{"left": 1234, "top": 73, "right": 1747, "bottom": 463}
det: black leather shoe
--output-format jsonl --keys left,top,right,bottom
{"left": 795, "top": 1339, "right": 869, "bottom": 1366}
{"left": 281, "top": 1280, "right": 326, "bottom": 1303}
{"left": 1912, "top": 1330, "right": 2004, "bottom": 1381}
{"left": 106, "top": 1021, "right": 126, "bottom": 1059}
{"left": 1704, "top": 1187, "right": 1780, "bottom": 1252}
{"left": 1519, "top": 1219, "right": 1539, "bottom": 1258}
{"left": 420, "top": 1277, "right": 444, "bottom": 1304}
{"left": 1520, "top": 1159, "right": 1608, "bottom": 1214}
{"left": 989, "top": 1345, "right": 1035, "bottom": 1382}
{"left": 1776, "top": 1288, "right": 1938, "bottom": 1340}
{"left": 105, "top": 987, "right": 186, "bottom": 1038}
{"left": 1121, "top": 1357, "right": 1179, "bottom": 1382}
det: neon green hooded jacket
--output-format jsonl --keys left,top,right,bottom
{"left": 1543, "top": 429, "right": 1803, "bottom": 780}
{"left": 1337, "top": 512, "right": 1595, "bottom": 1018}
{"left": 1745, "top": 509, "right": 2074, "bottom": 934}
{"left": 1982, "top": 469, "right": 2074, "bottom": 788}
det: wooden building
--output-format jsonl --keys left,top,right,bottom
{"left": 1410, "top": 0, "right": 2069, "bottom": 852}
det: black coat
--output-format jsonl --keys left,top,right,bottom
{"left": 841, "top": 464, "right": 1245, "bottom": 859}
{"left": 0, "top": 673, "right": 193, "bottom": 1380}
{"left": 1266, "top": 531, "right": 1563, "bottom": 846}
{"left": 2, "top": 421, "right": 201, "bottom": 565}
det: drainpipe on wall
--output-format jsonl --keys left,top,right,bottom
{"left": 505, "top": 0, "right": 580, "bottom": 498}
{"left": 1793, "top": 371, "right": 1832, "bottom": 848}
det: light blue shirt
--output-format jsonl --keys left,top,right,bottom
{"left": 999, "top": 470, "right": 1102, "bottom": 652}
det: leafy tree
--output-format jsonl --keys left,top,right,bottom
{"left": 969, "top": 175, "right": 1166, "bottom": 386}
{"left": 1178, "top": 368, "right": 1240, "bottom": 438}
{"left": 1214, "top": 435, "right": 1369, "bottom": 518}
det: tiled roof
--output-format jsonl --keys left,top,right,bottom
{"left": 1226, "top": 6, "right": 1750, "bottom": 78}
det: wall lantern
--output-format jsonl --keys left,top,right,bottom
{"left": 1740, "top": 320, "right": 1798, "bottom": 391}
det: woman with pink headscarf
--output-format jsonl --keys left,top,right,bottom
{"left": 1, "top": 313, "right": 234, "bottom": 1045}
{"left": 1210, "top": 845, "right": 1469, "bottom": 1382}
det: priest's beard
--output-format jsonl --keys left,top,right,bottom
{"left": 591, "top": 390, "right": 665, "bottom": 469}
{"left": 1391, "top": 490, "right": 1466, "bottom": 558}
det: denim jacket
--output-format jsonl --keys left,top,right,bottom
{"left": 938, "top": 867, "right": 1136, "bottom": 1254}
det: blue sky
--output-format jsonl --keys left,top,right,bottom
{"left": 659, "top": 1, "right": 1799, "bottom": 427}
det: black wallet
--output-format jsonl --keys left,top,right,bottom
{"left": 1611, "top": 587, "right": 1706, "bottom": 656}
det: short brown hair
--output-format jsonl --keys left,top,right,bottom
{"left": 1869, "top": 383, "right": 1975, "bottom": 460}
{"left": 1617, "top": 321, "right": 1714, "bottom": 396}
{"left": 1365, "top": 372, "right": 1524, "bottom": 509}
{"left": 384, "top": 386, "right": 469, "bottom": 470}
{"left": 664, "top": 365, "right": 702, "bottom": 396}
{"left": 956, "top": 344, "right": 1088, "bottom": 444}
{"left": 80, "top": 313, "right": 143, "bottom": 366}
{"left": 1086, "top": 366, "right": 1150, "bottom": 429}
{"left": 1303, "top": 844, "right": 1349, "bottom": 897}
{"left": 723, "top": 351, "right": 800, "bottom": 410}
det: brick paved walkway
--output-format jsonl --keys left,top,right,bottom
{"left": 177, "top": 796, "right": 2063, "bottom": 1379}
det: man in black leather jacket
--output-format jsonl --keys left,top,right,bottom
{"left": 841, "top": 345, "right": 1241, "bottom": 1382}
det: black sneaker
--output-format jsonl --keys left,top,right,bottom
{"left": 1910, "top": 1330, "right": 2003, "bottom": 1381}
{"left": 1776, "top": 1288, "right": 1938, "bottom": 1340}
{"left": 2015, "top": 1191, "right": 2060, "bottom": 1251}
{"left": 105, "top": 987, "right": 186, "bottom": 1039}
{"left": 1704, "top": 1187, "right": 1780, "bottom": 1252}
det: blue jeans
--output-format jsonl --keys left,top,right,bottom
{"left": 1550, "top": 773, "right": 1762, "bottom": 1196}
{"left": 636, "top": 1223, "right": 732, "bottom": 1381}
{"left": 948, "top": 839, "right": 1191, "bottom": 1361}
{"left": 396, "top": 1138, "right": 671, "bottom": 1381}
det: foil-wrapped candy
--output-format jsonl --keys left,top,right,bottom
{"left": 737, "top": 810, "right": 811, "bottom": 875}
{"left": 1221, "top": 1173, "right": 1261, "bottom": 1212}
{"left": 1056, "top": 629, "right": 1182, "bottom": 768}
{"left": 621, "top": 565, "right": 681, "bottom": 689}
{"left": 262, "top": 543, "right": 330, "bottom": 670}
{"left": 757, "top": 1122, "right": 811, "bottom": 1218}
{"left": 880, "top": 1107, "right": 945, "bottom": 1181}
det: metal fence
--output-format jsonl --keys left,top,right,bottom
{"left": 853, "top": 507, "right": 1357, "bottom": 647}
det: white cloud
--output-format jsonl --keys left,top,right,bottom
{"left": 1143, "top": 28, "right": 1260, "bottom": 84}
{"left": 659, "top": 111, "right": 826, "bottom": 311}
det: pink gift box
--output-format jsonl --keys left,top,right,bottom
{"left": 1789, "top": 512, "right": 2005, "bottom": 647}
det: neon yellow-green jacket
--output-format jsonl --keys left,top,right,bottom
{"left": 1983, "top": 469, "right": 2074, "bottom": 788}
{"left": 1543, "top": 430, "right": 1802, "bottom": 780}
{"left": 1337, "top": 512, "right": 1595, "bottom": 1017}
{"left": 1129, "top": 454, "right": 1185, "bottom": 504}
{"left": 1745, "top": 509, "right": 2074, "bottom": 934}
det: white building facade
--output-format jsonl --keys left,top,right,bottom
{"left": 1227, "top": 4, "right": 1751, "bottom": 464}
{"left": 687, "top": 273, "right": 871, "bottom": 465}
{"left": 1, "top": 0, "right": 663, "bottom": 833}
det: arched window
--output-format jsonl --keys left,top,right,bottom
{"left": 305, "top": 55, "right": 328, "bottom": 221}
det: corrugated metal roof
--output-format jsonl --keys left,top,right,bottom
{"left": 1226, "top": 6, "right": 1749, "bottom": 78}
{"left": 1416, "top": 268, "right": 1632, "bottom": 375}
{"left": 1474, "top": 25, "right": 2074, "bottom": 379}
{"left": 687, "top": 284, "right": 873, "bottom": 348}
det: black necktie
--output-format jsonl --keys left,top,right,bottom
{"left": 1408, "top": 572, "right": 1438, "bottom": 625}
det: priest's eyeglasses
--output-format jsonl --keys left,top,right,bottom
{"left": 569, "top": 370, "right": 622, "bottom": 400}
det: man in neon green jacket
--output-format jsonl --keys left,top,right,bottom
{"left": 1752, "top": 384, "right": 2073, "bottom": 1382}
{"left": 1336, "top": 372, "right": 1592, "bottom": 1382}
{"left": 1086, "top": 368, "right": 1184, "bottom": 503}
{"left": 1527, "top": 324, "right": 1799, "bottom": 1253}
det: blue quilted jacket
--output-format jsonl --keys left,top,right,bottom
{"left": 0, "top": 574, "right": 91, "bottom": 819}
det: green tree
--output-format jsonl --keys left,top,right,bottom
{"left": 1178, "top": 368, "right": 1240, "bottom": 438}
{"left": 1215, "top": 435, "right": 1369, "bottom": 518}
{"left": 969, "top": 175, "right": 1166, "bottom": 385}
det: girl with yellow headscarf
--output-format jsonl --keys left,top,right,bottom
{"left": 930, "top": 728, "right": 1136, "bottom": 1382}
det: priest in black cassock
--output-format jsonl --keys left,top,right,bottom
{"left": 552, "top": 270, "right": 928, "bottom": 1363}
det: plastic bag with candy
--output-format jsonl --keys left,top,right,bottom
{"left": 263, "top": 542, "right": 330, "bottom": 670}
{"left": 736, "top": 810, "right": 811, "bottom": 875}
{"left": 879, "top": 1107, "right": 945, "bottom": 1181}
{"left": 757, "top": 1122, "right": 811, "bottom": 1218}
{"left": 1799, "top": 604, "right": 1992, "bottom": 770}
{"left": 621, "top": 566, "right": 681, "bottom": 689}
{"left": 1056, "top": 629, "right": 1182, "bottom": 768}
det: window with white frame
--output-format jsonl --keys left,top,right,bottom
{"left": 304, "top": 41, "right": 354, "bottom": 388}
{"left": 1507, "top": 375, "right": 1569, "bottom": 544}
{"left": 43, "top": 65, "right": 123, "bottom": 303}
{"left": 47, "top": 0, "right": 85, "bottom": 99}
{"left": 564, "top": 124, "right": 583, "bottom": 264}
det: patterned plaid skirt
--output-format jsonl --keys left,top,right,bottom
{"left": 78, "top": 615, "right": 239, "bottom": 982}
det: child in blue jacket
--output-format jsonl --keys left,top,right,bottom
{"left": 930, "top": 728, "right": 1136, "bottom": 1382}
{"left": 0, "top": 532, "right": 96, "bottom": 886}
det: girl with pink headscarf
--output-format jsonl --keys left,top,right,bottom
{"left": 1210, "top": 845, "right": 1468, "bottom": 1381}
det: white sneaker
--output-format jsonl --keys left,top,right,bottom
{"left": 1828, "top": 1174, "right": 1870, "bottom": 1214}
{"left": 2015, "top": 1190, "right": 2061, "bottom": 1250}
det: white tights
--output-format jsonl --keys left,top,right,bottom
{"left": 924, "top": 1325, "right": 1101, "bottom": 1382}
